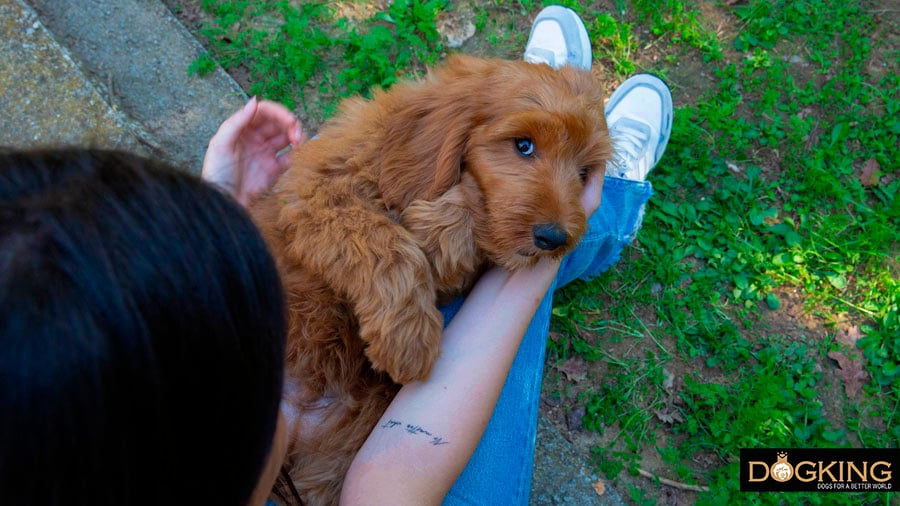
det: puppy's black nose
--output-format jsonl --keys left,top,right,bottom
{"left": 532, "top": 223, "right": 569, "bottom": 251}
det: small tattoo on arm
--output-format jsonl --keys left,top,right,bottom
{"left": 380, "top": 418, "right": 449, "bottom": 446}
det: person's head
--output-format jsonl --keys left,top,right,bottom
{"left": 0, "top": 149, "right": 286, "bottom": 505}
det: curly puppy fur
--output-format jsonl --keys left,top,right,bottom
{"left": 251, "top": 54, "right": 611, "bottom": 505}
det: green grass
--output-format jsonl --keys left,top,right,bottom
{"left": 187, "top": 0, "right": 898, "bottom": 503}
{"left": 551, "top": 0, "right": 898, "bottom": 503}
{"left": 190, "top": 0, "right": 447, "bottom": 120}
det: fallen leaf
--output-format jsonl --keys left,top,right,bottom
{"left": 835, "top": 325, "right": 864, "bottom": 348}
{"left": 827, "top": 350, "right": 868, "bottom": 398}
{"left": 558, "top": 357, "right": 587, "bottom": 383}
{"left": 593, "top": 478, "right": 606, "bottom": 496}
{"left": 860, "top": 158, "right": 880, "bottom": 187}
{"left": 654, "top": 407, "right": 685, "bottom": 425}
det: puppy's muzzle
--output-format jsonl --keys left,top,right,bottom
{"left": 532, "top": 223, "right": 569, "bottom": 251}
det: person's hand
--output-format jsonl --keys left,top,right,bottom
{"left": 202, "top": 97, "right": 306, "bottom": 207}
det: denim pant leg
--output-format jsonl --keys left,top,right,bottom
{"left": 441, "top": 176, "right": 653, "bottom": 505}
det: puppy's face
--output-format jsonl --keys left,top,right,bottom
{"left": 462, "top": 62, "right": 612, "bottom": 270}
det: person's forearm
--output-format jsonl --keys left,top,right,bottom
{"left": 341, "top": 259, "right": 560, "bottom": 505}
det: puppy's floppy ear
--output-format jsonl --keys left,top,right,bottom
{"left": 378, "top": 55, "right": 491, "bottom": 211}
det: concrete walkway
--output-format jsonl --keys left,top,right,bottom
{"left": 0, "top": 0, "right": 144, "bottom": 155}
{"left": 3, "top": 0, "right": 246, "bottom": 173}
{"left": 0, "top": 1, "right": 622, "bottom": 503}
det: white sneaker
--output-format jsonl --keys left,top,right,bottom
{"left": 523, "top": 5, "right": 592, "bottom": 71}
{"left": 605, "top": 74, "right": 674, "bottom": 181}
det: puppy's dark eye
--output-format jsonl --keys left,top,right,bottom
{"left": 514, "top": 138, "right": 535, "bottom": 156}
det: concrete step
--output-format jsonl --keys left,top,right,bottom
{"left": 5, "top": 0, "right": 248, "bottom": 173}
{"left": 0, "top": 0, "right": 144, "bottom": 154}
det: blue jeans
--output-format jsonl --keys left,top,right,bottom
{"left": 442, "top": 176, "right": 653, "bottom": 505}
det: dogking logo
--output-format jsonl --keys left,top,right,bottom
{"left": 740, "top": 448, "right": 898, "bottom": 492}
{"left": 769, "top": 452, "right": 793, "bottom": 482}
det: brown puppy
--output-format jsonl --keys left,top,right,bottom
{"left": 252, "top": 54, "right": 611, "bottom": 505}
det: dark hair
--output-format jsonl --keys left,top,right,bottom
{"left": 0, "top": 149, "right": 286, "bottom": 505}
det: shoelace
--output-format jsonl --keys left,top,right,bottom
{"left": 607, "top": 118, "right": 651, "bottom": 181}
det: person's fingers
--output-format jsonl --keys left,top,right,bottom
{"left": 202, "top": 97, "right": 303, "bottom": 202}
{"left": 249, "top": 102, "right": 297, "bottom": 139}
{"left": 234, "top": 100, "right": 301, "bottom": 150}
{"left": 275, "top": 149, "right": 295, "bottom": 172}
{"left": 260, "top": 140, "right": 294, "bottom": 176}
{"left": 209, "top": 97, "right": 259, "bottom": 150}
{"left": 242, "top": 122, "right": 286, "bottom": 146}
{"left": 253, "top": 100, "right": 297, "bottom": 126}
{"left": 290, "top": 121, "right": 305, "bottom": 148}
{"left": 270, "top": 130, "right": 294, "bottom": 148}
{"left": 250, "top": 100, "right": 305, "bottom": 148}
{"left": 237, "top": 134, "right": 291, "bottom": 170}
{"left": 244, "top": 133, "right": 294, "bottom": 170}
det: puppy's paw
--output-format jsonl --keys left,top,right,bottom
{"left": 362, "top": 288, "right": 443, "bottom": 384}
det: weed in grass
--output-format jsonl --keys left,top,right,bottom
{"left": 631, "top": 0, "right": 723, "bottom": 61}
{"left": 191, "top": 1, "right": 335, "bottom": 111}
{"left": 336, "top": 0, "right": 446, "bottom": 97}
{"left": 587, "top": 12, "right": 637, "bottom": 77}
